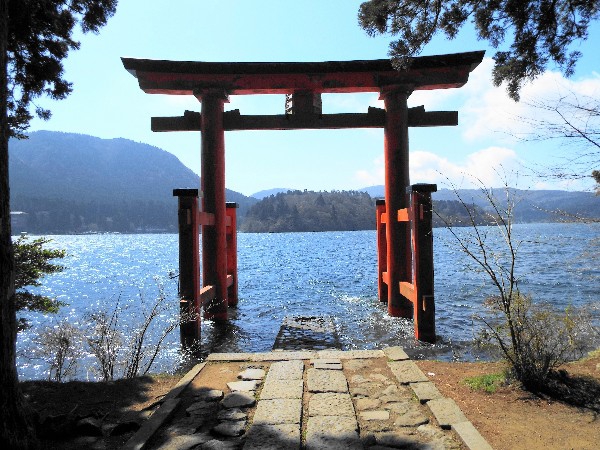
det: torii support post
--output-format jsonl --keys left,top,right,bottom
{"left": 375, "top": 199, "right": 387, "bottom": 302}
{"left": 226, "top": 202, "right": 238, "bottom": 307}
{"left": 408, "top": 184, "right": 437, "bottom": 343}
{"left": 173, "top": 188, "right": 200, "bottom": 344}
{"left": 382, "top": 87, "right": 413, "bottom": 318}
{"left": 197, "top": 89, "right": 229, "bottom": 321}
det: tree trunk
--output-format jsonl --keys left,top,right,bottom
{"left": 0, "top": 0, "right": 37, "bottom": 447}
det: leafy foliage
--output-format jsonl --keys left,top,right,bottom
{"left": 358, "top": 0, "right": 600, "bottom": 100}
{"left": 14, "top": 236, "right": 66, "bottom": 331}
{"left": 7, "top": 0, "right": 117, "bottom": 138}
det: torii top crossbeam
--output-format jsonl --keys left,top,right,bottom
{"left": 121, "top": 51, "right": 484, "bottom": 95}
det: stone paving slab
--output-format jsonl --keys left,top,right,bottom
{"left": 126, "top": 347, "right": 493, "bottom": 450}
{"left": 452, "top": 421, "right": 494, "bottom": 450}
{"left": 238, "top": 368, "right": 266, "bottom": 380}
{"left": 260, "top": 379, "right": 304, "bottom": 399}
{"left": 410, "top": 381, "right": 443, "bottom": 403}
{"left": 226, "top": 380, "right": 259, "bottom": 392}
{"left": 307, "top": 368, "right": 348, "bottom": 393}
{"left": 311, "top": 359, "right": 343, "bottom": 370}
{"left": 207, "top": 353, "right": 256, "bottom": 362}
{"left": 305, "top": 416, "right": 361, "bottom": 450}
{"left": 243, "top": 423, "right": 301, "bottom": 450}
{"left": 266, "top": 360, "right": 304, "bottom": 381}
{"left": 388, "top": 360, "right": 429, "bottom": 384}
{"left": 309, "top": 393, "right": 355, "bottom": 417}
{"left": 427, "top": 398, "right": 468, "bottom": 429}
{"left": 383, "top": 346, "right": 410, "bottom": 361}
{"left": 253, "top": 399, "right": 302, "bottom": 425}
{"left": 317, "top": 349, "right": 385, "bottom": 359}
{"left": 254, "top": 351, "right": 316, "bottom": 361}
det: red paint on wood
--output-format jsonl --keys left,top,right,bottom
{"left": 199, "top": 91, "right": 229, "bottom": 321}
{"left": 376, "top": 200, "right": 388, "bottom": 303}
{"left": 122, "top": 52, "right": 485, "bottom": 96}
{"left": 174, "top": 190, "right": 200, "bottom": 344}
{"left": 383, "top": 88, "right": 413, "bottom": 318}
{"left": 410, "top": 186, "right": 436, "bottom": 343}
{"left": 226, "top": 203, "right": 238, "bottom": 307}
{"left": 198, "top": 211, "right": 215, "bottom": 226}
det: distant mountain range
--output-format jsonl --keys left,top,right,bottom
{"left": 9, "top": 131, "right": 257, "bottom": 233}
{"left": 360, "top": 185, "right": 600, "bottom": 222}
{"left": 9, "top": 131, "right": 598, "bottom": 234}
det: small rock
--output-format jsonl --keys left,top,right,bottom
{"left": 375, "top": 430, "right": 420, "bottom": 447}
{"left": 164, "top": 417, "right": 203, "bottom": 436}
{"left": 221, "top": 392, "right": 256, "bottom": 409}
{"left": 217, "top": 408, "right": 246, "bottom": 421}
{"left": 312, "top": 359, "right": 343, "bottom": 370}
{"left": 202, "top": 439, "right": 241, "bottom": 449}
{"left": 76, "top": 417, "right": 103, "bottom": 437}
{"left": 109, "top": 420, "right": 140, "bottom": 436}
{"left": 394, "top": 410, "right": 429, "bottom": 427}
{"left": 186, "top": 401, "right": 214, "bottom": 416}
{"left": 227, "top": 380, "right": 259, "bottom": 392}
{"left": 360, "top": 410, "right": 390, "bottom": 421}
{"left": 37, "top": 413, "right": 74, "bottom": 439}
{"left": 350, "top": 374, "right": 370, "bottom": 384}
{"left": 355, "top": 398, "right": 381, "bottom": 411}
{"left": 417, "top": 424, "right": 446, "bottom": 439}
{"left": 379, "top": 394, "right": 403, "bottom": 404}
{"left": 379, "top": 385, "right": 400, "bottom": 397}
{"left": 212, "top": 420, "right": 246, "bottom": 437}
{"left": 384, "top": 401, "right": 411, "bottom": 415}
{"left": 369, "top": 374, "right": 389, "bottom": 382}
{"left": 238, "top": 368, "right": 266, "bottom": 380}
{"left": 70, "top": 436, "right": 104, "bottom": 448}
{"left": 195, "top": 389, "right": 224, "bottom": 402}
{"left": 155, "top": 434, "right": 209, "bottom": 450}
{"left": 350, "top": 387, "right": 370, "bottom": 398}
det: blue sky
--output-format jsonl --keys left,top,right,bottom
{"left": 28, "top": 0, "right": 600, "bottom": 196}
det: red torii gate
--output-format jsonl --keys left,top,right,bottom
{"left": 122, "top": 51, "right": 484, "bottom": 344}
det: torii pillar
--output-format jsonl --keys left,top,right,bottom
{"left": 382, "top": 86, "right": 413, "bottom": 318}
{"left": 196, "top": 89, "right": 229, "bottom": 321}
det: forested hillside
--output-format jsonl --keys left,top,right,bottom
{"left": 241, "top": 190, "right": 375, "bottom": 232}
{"left": 363, "top": 186, "right": 600, "bottom": 222}
{"left": 240, "top": 190, "right": 490, "bottom": 233}
{"left": 9, "top": 131, "right": 256, "bottom": 233}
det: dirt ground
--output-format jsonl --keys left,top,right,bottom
{"left": 416, "top": 352, "right": 600, "bottom": 450}
{"left": 20, "top": 351, "right": 600, "bottom": 450}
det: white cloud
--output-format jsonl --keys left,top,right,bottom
{"left": 355, "top": 146, "right": 521, "bottom": 188}
{"left": 461, "top": 59, "right": 600, "bottom": 142}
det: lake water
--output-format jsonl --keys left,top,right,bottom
{"left": 16, "top": 222, "right": 600, "bottom": 380}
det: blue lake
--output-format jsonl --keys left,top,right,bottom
{"left": 16, "top": 222, "right": 600, "bottom": 380}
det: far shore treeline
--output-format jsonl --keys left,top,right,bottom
{"left": 240, "top": 190, "right": 491, "bottom": 233}
{"left": 9, "top": 131, "right": 600, "bottom": 234}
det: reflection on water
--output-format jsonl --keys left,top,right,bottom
{"left": 16, "top": 223, "right": 600, "bottom": 380}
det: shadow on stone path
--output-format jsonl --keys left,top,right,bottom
{"left": 124, "top": 347, "right": 492, "bottom": 450}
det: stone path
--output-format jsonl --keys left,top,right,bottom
{"left": 124, "top": 347, "right": 492, "bottom": 450}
